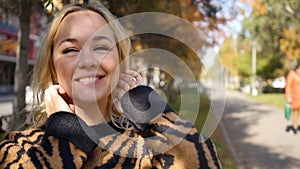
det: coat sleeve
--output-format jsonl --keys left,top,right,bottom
{"left": 0, "top": 112, "right": 98, "bottom": 168}
{"left": 120, "top": 85, "right": 222, "bottom": 169}
{"left": 150, "top": 111, "right": 222, "bottom": 169}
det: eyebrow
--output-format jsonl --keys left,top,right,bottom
{"left": 57, "top": 35, "right": 114, "bottom": 47}
{"left": 92, "top": 35, "right": 113, "bottom": 43}
{"left": 58, "top": 38, "right": 78, "bottom": 46}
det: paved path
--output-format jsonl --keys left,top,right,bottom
{"left": 0, "top": 101, "right": 13, "bottom": 116}
{"left": 222, "top": 90, "right": 300, "bottom": 169}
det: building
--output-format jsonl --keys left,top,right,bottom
{"left": 0, "top": 3, "right": 44, "bottom": 94}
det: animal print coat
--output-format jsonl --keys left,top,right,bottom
{"left": 0, "top": 86, "right": 221, "bottom": 168}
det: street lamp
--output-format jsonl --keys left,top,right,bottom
{"left": 251, "top": 40, "right": 257, "bottom": 96}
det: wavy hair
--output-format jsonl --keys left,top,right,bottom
{"left": 31, "top": 1, "right": 131, "bottom": 127}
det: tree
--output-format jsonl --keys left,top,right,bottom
{"left": 280, "top": 27, "right": 300, "bottom": 61}
{"left": 103, "top": 0, "right": 245, "bottom": 75}
{"left": 0, "top": 0, "right": 33, "bottom": 130}
{"left": 279, "top": 0, "right": 300, "bottom": 62}
{"left": 0, "top": 0, "right": 46, "bottom": 130}
{"left": 99, "top": 0, "right": 246, "bottom": 108}
{"left": 239, "top": 0, "right": 300, "bottom": 80}
{"left": 0, "top": 0, "right": 247, "bottom": 130}
{"left": 12, "top": 0, "right": 32, "bottom": 130}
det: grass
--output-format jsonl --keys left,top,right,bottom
{"left": 248, "top": 92, "right": 286, "bottom": 108}
{"left": 169, "top": 88, "right": 237, "bottom": 169}
{"left": 211, "top": 126, "right": 238, "bottom": 169}
{"left": 197, "top": 96, "right": 237, "bottom": 169}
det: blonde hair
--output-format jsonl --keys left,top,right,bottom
{"left": 31, "top": 2, "right": 131, "bottom": 127}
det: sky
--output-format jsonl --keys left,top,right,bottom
{"left": 200, "top": 0, "right": 252, "bottom": 68}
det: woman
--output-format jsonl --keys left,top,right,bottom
{"left": 285, "top": 61, "right": 300, "bottom": 134}
{"left": 0, "top": 2, "right": 221, "bottom": 168}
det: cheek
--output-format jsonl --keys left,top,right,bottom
{"left": 54, "top": 59, "right": 75, "bottom": 96}
{"left": 102, "top": 52, "right": 119, "bottom": 75}
{"left": 101, "top": 52, "right": 120, "bottom": 88}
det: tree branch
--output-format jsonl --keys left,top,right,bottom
{"left": 284, "top": 2, "right": 300, "bottom": 19}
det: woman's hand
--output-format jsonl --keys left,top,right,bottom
{"left": 44, "top": 85, "right": 75, "bottom": 117}
{"left": 112, "top": 70, "right": 144, "bottom": 113}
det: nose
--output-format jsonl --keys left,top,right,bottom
{"left": 76, "top": 49, "right": 98, "bottom": 69}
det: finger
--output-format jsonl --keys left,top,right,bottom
{"left": 125, "top": 70, "right": 144, "bottom": 85}
{"left": 125, "top": 70, "right": 139, "bottom": 77}
{"left": 117, "top": 77, "right": 131, "bottom": 92}
{"left": 47, "top": 85, "right": 67, "bottom": 102}
{"left": 58, "top": 85, "right": 66, "bottom": 95}
{"left": 45, "top": 87, "right": 59, "bottom": 117}
{"left": 112, "top": 86, "right": 127, "bottom": 101}
{"left": 45, "top": 85, "right": 74, "bottom": 117}
{"left": 116, "top": 72, "right": 141, "bottom": 101}
{"left": 119, "top": 73, "right": 137, "bottom": 88}
{"left": 135, "top": 75, "right": 143, "bottom": 85}
{"left": 56, "top": 85, "right": 74, "bottom": 105}
{"left": 120, "top": 73, "right": 141, "bottom": 89}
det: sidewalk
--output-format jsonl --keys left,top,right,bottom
{"left": 0, "top": 94, "right": 14, "bottom": 117}
{"left": 222, "top": 90, "right": 300, "bottom": 169}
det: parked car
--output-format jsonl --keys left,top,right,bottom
{"left": 262, "top": 77, "right": 285, "bottom": 93}
{"left": 272, "top": 77, "right": 286, "bottom": 89}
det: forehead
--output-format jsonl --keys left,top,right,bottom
{"left": 54, "top": 10, "right": 113, "bottom": 44}
{"left": 62, "top": 10, "right": 106, "bottom": 25}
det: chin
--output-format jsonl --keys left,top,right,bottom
{"left": 74, "top": 92, "right": 107, "bottom": 104}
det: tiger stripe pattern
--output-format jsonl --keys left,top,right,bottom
{"left": 0, "top": 111, "right": 221, "bottom": 168}
{"left": 0, "top": 86, "right": 221, "bottom": 168}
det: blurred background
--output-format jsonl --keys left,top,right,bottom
{"left": 0, "top": 0, "right": 299, "bottom": 168}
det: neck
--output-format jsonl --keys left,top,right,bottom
{"left": 74, "top": 98, "right": 110, "bottom": 126}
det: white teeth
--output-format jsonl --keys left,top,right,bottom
{"left": 78, "top": 77, "right": 98, "bottom": 83}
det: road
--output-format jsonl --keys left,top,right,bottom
{"left": 222, "top": 90, "right": 300, "bottom": 169}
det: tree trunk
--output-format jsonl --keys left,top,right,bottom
{"left": 12, "top": 0, "right": 32, "bottom": 130}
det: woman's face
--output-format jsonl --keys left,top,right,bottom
{"left": 52, "top": 10, "right": 119, "bottom": 105}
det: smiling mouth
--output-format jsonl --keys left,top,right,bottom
{"left": 75, "top": 76, "right": 104, "bottom": 83}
